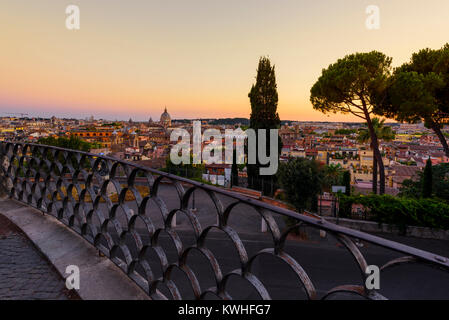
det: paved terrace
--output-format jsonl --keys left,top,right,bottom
{"left": 0, "top": 142, "right": 448, "bottom": 300}
{"left": 0, "top": 211, "right": 77, "bottom": 300}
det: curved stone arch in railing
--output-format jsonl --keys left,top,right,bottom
{"left": 1, "top": 141, "right": 448, "bottom": 300}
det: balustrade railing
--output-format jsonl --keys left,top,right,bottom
{"left": 1, "top": 141, "right": 448, "bottom": 300}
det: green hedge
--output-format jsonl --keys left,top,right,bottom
{"left": 338, "top": 194, "right": 449, "bottom": 231}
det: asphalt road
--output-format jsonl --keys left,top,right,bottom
{"left": 48, "top": 183, "right": 449, "bottom": 300}
{"left": 133, "top": 229, "right": 449, "bottom": 300}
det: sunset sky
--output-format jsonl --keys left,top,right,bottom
{"left": 1, "top": 0, "right": 449, "bottom": 122}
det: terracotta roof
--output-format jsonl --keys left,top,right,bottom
{"left": 431, "top": 152, "right": 446, "bottom": 157}
{"left": 391, "top": 165, "right": 421, "bottom": 177}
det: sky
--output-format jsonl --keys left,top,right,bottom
{"left": 1, "top": 0, "right": 449, "bottom": 122}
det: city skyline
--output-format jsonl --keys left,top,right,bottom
{"left": 0, "top": 110, "right": 401, "bottom": 124}
{"left": 2, "top": 1, "right": 449, "bottom": 121}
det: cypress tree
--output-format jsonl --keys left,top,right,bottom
{"left": 231, "top": 147, "right": 239, "bottom": 187}
{"left": 342, "top": 170, "right": 351, "bottom": 196}
{"left": 247, "top": 57, "right": 281, "bottom": 195}
{"left": 422, "top": 157, "right": 433, "bottom": 198}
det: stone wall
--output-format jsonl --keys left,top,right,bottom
{"left": 326, "top": 217, "right": 449, "bottom": 241}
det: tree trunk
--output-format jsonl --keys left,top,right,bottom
{"left": 372, "top": 152, "right": 378, "bottom": 194}
{"left": 365, "top": 115, "right": 386, "bottom": 195}
{"left": 429, "top": 119, "right": 449, "bottom": 158}
{"left": 372, "top": 138, "right": 385, "bottom": 195}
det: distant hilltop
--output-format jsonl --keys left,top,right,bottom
{"left": 173, "top": 118, "right": 250, "bottom": 125}
{"left": 0, "top": 115, "right": 401, "bottom": 127}
{"left": 172, "top": 118, "right": 400, "bottom": 127}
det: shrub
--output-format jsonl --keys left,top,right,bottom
{"left": 338, "top": 194, "right": 449, "bottom": 231}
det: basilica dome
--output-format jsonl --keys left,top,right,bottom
{"left": 160, "top": 107, "right": 171, "bottom": 127}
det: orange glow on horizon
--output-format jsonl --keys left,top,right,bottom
{"left": 2, "top": 1, "right": 449, "bottom": 122}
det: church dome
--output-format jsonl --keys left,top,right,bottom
{"left": 160, "top": 107, "right": 171, "bottom": 127}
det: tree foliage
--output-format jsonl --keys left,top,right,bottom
{"left": 310, "top": 51, "right": 392, "bottom": 194}
{"left": 164, "top": 155, "right": 205, "bottom": 180}
{"left": 247, "top": 56, "right": 281, "bottom": 195}
{"left": 248, "top": 57, "right": 280, "bottom": 130}
{"left": 322, "top": 164, "right": 345, "bottom": 191}
{"left": 400, "top": 163, "right": 449, "bottom": 202}
{"left": 277, "top": 158, "right": 323, "bottom": 213}
{"left": 338, "top": 194, "right": 449, "bottom": 231}
{"left": 379, "top": 44, "right": 449, "bottom": 156}
{"left": 334, "top": 128, "right": 357, "bottom": 135}
{"left": 357, "top": 118, "right": 395, "bottom": 143}
{"left": 37, "top": 136, "right": 100, "bottom": 152}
